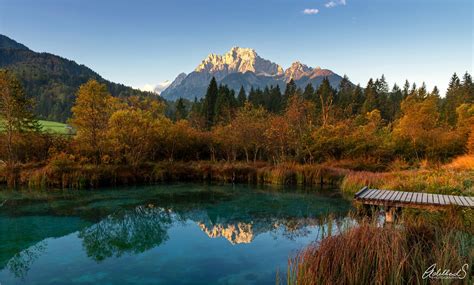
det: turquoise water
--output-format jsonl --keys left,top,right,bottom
{"left": 0, "top": 184, "right": 352, "bottom": 284}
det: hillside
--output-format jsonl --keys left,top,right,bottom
{"left": 0, "top": 35, "right": 155, "bottom": 122}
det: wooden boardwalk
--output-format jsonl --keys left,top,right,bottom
{"left": 354, "top": 186, "right": 474, "bottom": 209}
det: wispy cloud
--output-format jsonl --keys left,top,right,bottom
{"left": 325, "top": 0, "right": 346, "bottom": 8}
{"left": 303, "top": 8, "right": 319, "bottom": 15}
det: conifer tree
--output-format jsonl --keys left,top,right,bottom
{"left": 175, "top": 98, "right": 187, "bottom": 120}
{"left": 237, "top": 86, "right": 246, "bottom": 107}
{"left": 202, "top": 77, "right": 218, "bottom": 129}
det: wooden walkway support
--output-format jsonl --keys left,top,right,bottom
{"left": 354, "top": 186, "right": 474, "bottom": 222}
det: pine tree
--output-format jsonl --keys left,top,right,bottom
{"left": 350, "top": 84, "right": 364, "bottom": 116}
{"left": 362, "top": 78, "right": 378, "bottom": 114}
{"left": 303, "top": 84, "right": 315, "bottom": 101}
{"left": 283, "top": 79, "right": 298, "bottom": 107}
{"left": 175, "top": 98, "right": 187, "bottom": 120}
{"left": 402, "top": 80, "right": 410, "bottom": 98}
{"left": 442, "top": 73, "right": 462, "bottom": 125}
{"left": 336, "top": 75, "right": 353, "bottom": 114}
{"left": 316, "top": 77, "right": 335, "bottom": 126}
{"left": 202, "top": 77, "right": 218, "bottom": 129}
{"left": 237, "top": 86, "right": 246, "bottom": 107}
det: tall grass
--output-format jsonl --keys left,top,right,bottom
{"left": 286, "top": 210, "right": 474, "bottom": 285}
{"left": 341, "top": 169, "right": 474, "bottom": 196}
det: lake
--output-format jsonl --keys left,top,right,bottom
{"left": 0, "top": 183, "right": 352, "bottom": 285}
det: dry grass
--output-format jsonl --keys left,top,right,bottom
{"left": 286, "top": 211, "right": 474, "bottom": 285}
{"left": 445, "top": 155, "right": 474, "bottom": 170}
{"left": 341, "top": 169, "right": 474, "bottom": 196}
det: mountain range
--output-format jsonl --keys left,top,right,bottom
{"left": 160, "top": 47, "right": 344, "bottom": 101}
{"left": 0, "top": 34, "right": 153, "bottom": 122}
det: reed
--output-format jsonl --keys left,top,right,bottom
{"left": 341, "top": 169, "right": 474, "bottom": 196}
{"left": 287, "top": 211, "right": 474, "bottom": 285}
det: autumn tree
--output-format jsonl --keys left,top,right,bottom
{"left": 232, "top": 102, "right": 269, "bottom": 162}
{"left": 70, "top": 80, "right": 115, "bottom": 163}
{"left": 0, "top": 70, "right": 40, "bottom": 164}
{"left": 107, "top": 108, "right": 157, "bottom": 167}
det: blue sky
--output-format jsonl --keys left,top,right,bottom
{"left": 0, "top": 0, "right": 472, "bottom": 94}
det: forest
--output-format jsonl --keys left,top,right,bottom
{"left": 0, "top": 68, "right": 473, "bottom": 188}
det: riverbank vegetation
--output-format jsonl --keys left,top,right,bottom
{"left": 286, "top": 209, "right": 474, "bottom": 285}
{"left": 0, "top": 69, "right": 473, "bottom": 189}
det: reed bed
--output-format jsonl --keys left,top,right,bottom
{"left": 286, "top": 210, "right": 474, "bottom": 285}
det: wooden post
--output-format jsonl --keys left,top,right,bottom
{"left": 385, "top": 207, "right": 397, "bottom": 223}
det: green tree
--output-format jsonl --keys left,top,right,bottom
{"left": 175, "top": 98, "right": 187, "bottom": 121}
{"left": 202, "top": 77, "right": 218, "bottom": 129}
{"left": 237, "top": 86, "right": 246, "bottom": 107}
{"left": 316, "top": 77, "right": 335, "bottom": 127}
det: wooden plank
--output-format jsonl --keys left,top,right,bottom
{"left": 382, "top": 191, "right": 393, "bottom": 201}
{"left": 365, "top": 190, "right": 379, "bottom": 200}
{"left": 439, "top": 194, "right": 447, "bottom": 205}
{"left": 412, "top": 193, "right": 419, "bottom": 203}
{"left": 388, "top": 191, "right": 398, "bottom": 201}
{"left": 358, "top": 189, "right": 373, "bottom": 199}
{"left": 433, "top": 194, "right": 439, "bottom": 205}
{"left": 421, "top": 193, "right": 427, "bottom": 204}
{"left": 399, "top": 192, "right": 408, "bottom": 202}
{"left": 367, "top": 190, "right": 380, "bottom": 200}
{"left": 375, "top": 190, "right": 388, "bottom": 200}
{"left": 381, "top": 191, "right": 392, "bottom": 201}
{"left": 403, "top": 192, "right": 411, "bottom": 202}
{"left": 424, "top": 193, "right": 430, "bottom": 204}
{"left": 393, "top": 191, "right": 402, "bottom": 201}
{"left": 447, "top": 195, "right": 456, "bottom": 205}
{"left": 355, "top": 186, "right": 369, "bottom": 197}
{"left": 406, "top": 192, "right": 414, "bottom": 203}
{"left": 464, "top": 196, "right": 474, "bottom": 207}
{"left": 428, "top": 194, "right": 434, "bottom": 204}
{"left": 454, "top": 196, "right": 464, "bottom": 206}
{"left": 417, "top": 193, "right": 423, "bottom": 204}
{"left": 459, "top": 196, "right": 470, "bottom": 207}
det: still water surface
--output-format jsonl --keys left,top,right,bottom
{"left": 0, "top": 184, "right": 351, "bottom": 284}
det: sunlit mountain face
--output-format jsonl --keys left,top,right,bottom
{"left": 160, "top": 47, "right": 344, "bottom": 101}
{"left": 0, "top": 184, "right": 351, "bottom": 284}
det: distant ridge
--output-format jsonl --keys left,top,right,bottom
{"left": 0, "top": 34, "right": 154, "bottom": 122}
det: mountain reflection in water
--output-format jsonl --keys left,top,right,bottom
{"left": 0, "top": 183, "right": 351, "bottom": 285}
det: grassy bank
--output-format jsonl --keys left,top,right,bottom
{"left": 1, "top": 158, "right": 473, "bottom": 192}
{"left": 0, "top": 161, "right": 348, "bottom": 189}
{"left": 340, "top": 169, "right": 474, "bottom": 196}
{"left": 286, "top": 210, "right": 474, "bottom": 285}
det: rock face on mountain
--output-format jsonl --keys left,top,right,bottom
{"left": 161, "top": 47, "right": 344, "bottom": 101}
{"left": 195, "top": 47, "right": 284, "bottom": 79}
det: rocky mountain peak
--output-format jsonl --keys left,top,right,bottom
{"left": 194, "top": 47, "right": 283, "bottom": 79}
{"left": 285, "top": 61, "right": 313, "bottom": 81}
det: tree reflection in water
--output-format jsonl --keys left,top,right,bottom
{"left": 79, "top": 205, "right": 173, "bottom": 261}
{"left": 5, "top": 241, "right": 47, "bottom": 279}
